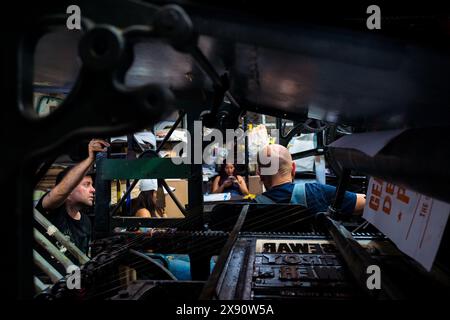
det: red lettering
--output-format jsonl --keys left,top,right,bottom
{"left": 369, "top": 195, "right": 380, "bottom": 211}
{"left": 383, "top": 196, "right": 392, "bottom": 215}
{"left": 386, "top": 183, "right": 395, "bottom": 195}
{"left": 397, "top": 187, "right": 410, "bottom": 204}
{"left": 372, "top": 180, "right": 383, "bottom": 197}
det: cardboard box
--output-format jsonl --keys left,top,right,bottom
{"left": 164, "top": 179, "right": 188, "bottom": 218}
{"left": 248, "top": 175, "right": 264, "bottom": 195}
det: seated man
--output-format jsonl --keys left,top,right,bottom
{"left": 254, "top": 144, "right": 366, "bottom": 215}
{"left": 35, "top": 139, "right": 109, "bottom": 254}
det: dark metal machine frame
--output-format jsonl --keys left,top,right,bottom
{"left": 2, "top": 0, "right": 450, "bottom": 299}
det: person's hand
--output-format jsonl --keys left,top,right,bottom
{"left": 223, "top": 179, "right": 233, "bottom": 188}
{"left": 88, "top": 139, "right": 110, "bottom": 160}
{"left": 229, "top": 176, "right": 239, "bottom": 185}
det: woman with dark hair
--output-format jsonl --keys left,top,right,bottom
{"left": 211, "top": 163, "right": 249, "bottom": 195}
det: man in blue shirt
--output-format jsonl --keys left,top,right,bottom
{"left": 254, "top": 144, "right": 366, "bottom": 215}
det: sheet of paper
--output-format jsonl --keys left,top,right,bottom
{"left": 134, "top": 131, "right": 156, "bottom": 147}
{"left": 363, "top": 177, "right": 450, "bottom": 271}
{"left": 329, "top": 129, "right": 404, "bottom": 157}
{"left": 204, "top": 193, "right": 231, "bottom": 202}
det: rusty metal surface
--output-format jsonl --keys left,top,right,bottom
{"left": 216, "top": 232, "right": 403, "bottom": 300}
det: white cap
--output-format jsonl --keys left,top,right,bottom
{"left": 139, "top": 179, "right": 176, "bottom": 194}
{"left": 139, "top": 179, "right": 158, "bottom": 191}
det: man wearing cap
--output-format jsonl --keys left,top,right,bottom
{"left": 35, "top": 139, "right": 110, "bottom": 254}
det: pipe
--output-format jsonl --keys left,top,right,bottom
{"left": 160, "top": 179, "right": 188, "bottom": 216}
{"left": 34, "top": 229, "right": 74, "bottom": 270}
{"left": 34, "top": 277, "right": 49, "bottom": 293}
{"left": 129, "top": 249, "right": 177, "bottom": 281}
{"left": 34, "top": 209, "right": 90, "bottom": 264}
{"left": 33, "top": 250, "right": 63, "bottom": 284}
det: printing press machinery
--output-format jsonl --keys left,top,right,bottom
{"left": 2, "top": 0, "right": 450, "bottom": 300}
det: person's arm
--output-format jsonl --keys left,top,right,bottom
{"left": 42, "top": 139, "right": 109, "bottom": 210}
{"left": 236, "top": 175, "right": 249, "bottom": 195}
{"left": 136, "top": 208, "right": 152, "bottom": 218}
{"left": 353, "top": 193, "right": 366, "bottom": 215}
{"left": 211, "top": 176, "right": 222, "bottom": 193}
{"left": 319, "top": 183, "right": 365, "bottom": 215}
{"left": 212, "top": 176, "right": 231, "bottom": 193}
